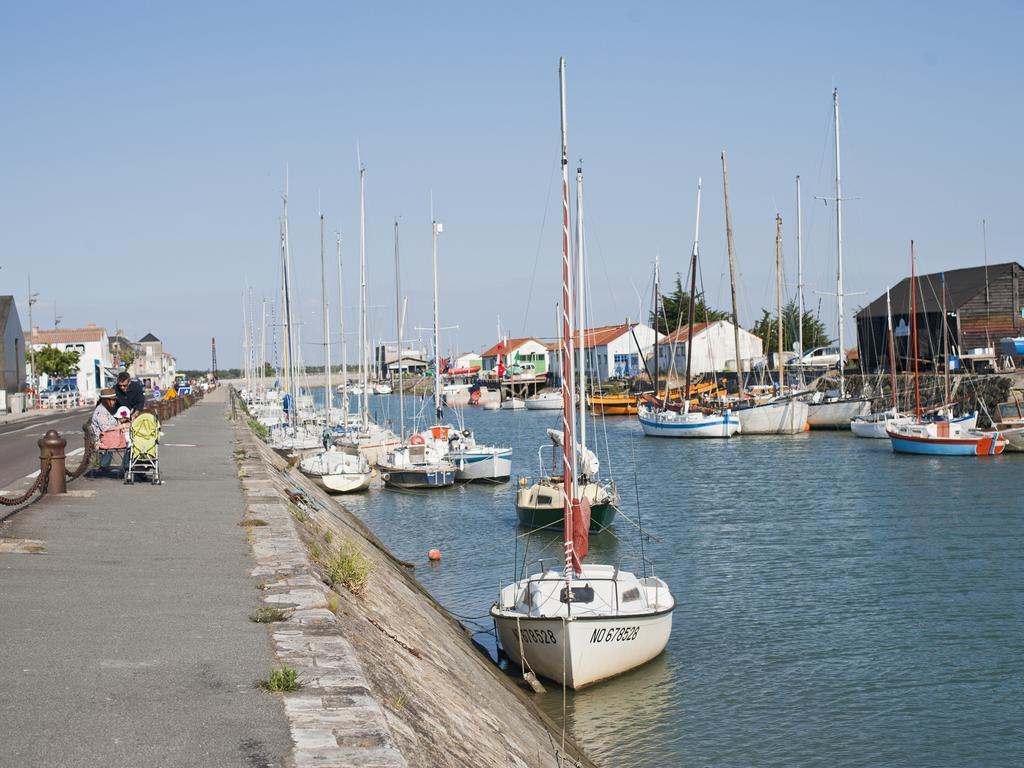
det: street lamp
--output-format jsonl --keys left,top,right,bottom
{"left": 28, "top": 276, "right": 39, "bottom": 409}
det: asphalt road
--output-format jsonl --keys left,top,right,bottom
{"left": 0, "top": 408, "right": 94, "bottom": 489}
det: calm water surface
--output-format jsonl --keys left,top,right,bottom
{"left": 323, "top": 393, "right": 1023, "bottom": 767}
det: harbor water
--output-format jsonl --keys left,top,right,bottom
{"left": 321, "top": 392, "right": 1023, "bottom": 767}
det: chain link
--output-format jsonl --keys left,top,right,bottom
{"left": 0, "top": 458, "right": 51, "bottom": 507}
{"left": 66, "top": 422, "right": 96, "bottom": 480}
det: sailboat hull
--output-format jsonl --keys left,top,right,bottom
{"left": 734, "top": 399, "right": 809, "bottom": 434}
{"left": 638, "top": 408, "right": 739, "bottom": 438}
{"left": 379, "top": 468, "right": 455, "bottom": 488}
{"left": 524, "top": 394, "right": 563, "bottom": 410}
{"left": 492, "top": 608, "right": 673, "bottom": 689}
{"left": 450, "top": 449, "right": 513, "bottom": 482}
{"left": 806, "top": 398, "right": 871, "bottom": 429}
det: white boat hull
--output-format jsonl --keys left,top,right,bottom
{"left": 852, "top": 411, "right": 976, "bottom": 439}
{"left": 492, "top": 608, "right": 673, "bottom": 689}
{"left": 313, "top": 471, "right": 373, "bottom": 493}
{"left": 450, "top": 449, "right": 512, "bottom": 482}
{"left": 501, "top": 399, "right": 526, "bottom": 410}
{"left": 482, "top": 401, "right": 500, "bottom": 411}
{"left": 735, "top": 399, "right": 809, "bottom": 434}
{"left": 1000, "top": 426, "right": 1024, "bottom": 452}
{"left": 806, "top": 398, "right": 870, "bottom": 429}
{"left": 638, "top": 407, "right": 739, "bottom": 438}
{"left": 524, "top": 394, "right": 563, "bottom": 410}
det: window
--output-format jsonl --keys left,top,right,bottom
{"left": 560, "top": 585, "right": 595, "bottom": 604}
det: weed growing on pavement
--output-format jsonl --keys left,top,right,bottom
{"left": 239, "top": 518, "right": 268, "bottom": 527}
{"left": 260, "top": 665, "right": 301, "bottom": 692}
{"left": 326, "top": 593, "right": 339, "bottom": 613}
{"left": 289, "top": 504, "right": 306, "bottom": 523}
{"left": 388, "top": 695, "right": 405, "bottom": 712}
{"left": 247, "top": 418, "right": 269, "bottom": 441}
{"left": 323, "top": 530, "right": 333, "bottom": 545}
{"left": 250, "top": 606, "right": 290, "bottom": 623}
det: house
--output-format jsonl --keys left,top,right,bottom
{"left": 656, "top": 320, "right": 764, "bottom": 376}
{"left": 451, "top": 352, "right": 482, "bottom": 372}
{"left": 854, "top": 261, "right": 1023, "bottom": 372}
{"left": 131, "top": 333, "right": 177, "bottom": 391}
{"left": 374, "top": 343, "right": 428, "bottom": 378}
{"left": 0, "top": 296, "right": 26, "bottom": 395}
{"left": 108, "top": 328, "right": 142, "bottom": 370}
{"left": 549, "top": 322, "right": 657, "bottom": 384}
{"left": 480, "top": 338, "right": 551, "bottom": 376}
{"left": 27, "top": 323, "right": 114, "bottom": 401}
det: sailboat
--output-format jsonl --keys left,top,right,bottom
{"left": 804, "top": 90, "right": 871, "bottom": 428}
{"left": 638, "top": 179, "right": 740, "bottom": 438}
{"left": 517, "top": 162, "right": 618, "bottom": 527}
{"left": 728, "top": 158, "right": 810, "bottom": 434}
{"left": 334, "top": 164, "right": 400, "bottom": 464}
{"left": 298, "top": 211, "right": 372, "bottom": 492}
{"left": 406, "top": 215, "right": 511, "bottom": 483}
{"left": 493, "top": 60, "right": 674, "bottom": 689}
{"left": 887, "top": 242, "right": 1006, "bottom": 456}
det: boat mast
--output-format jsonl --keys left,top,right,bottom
{"left": 653, "top": 257, "right": 660, "bottom": 402}
{"left": 776, "top": 213, "right": 784, "bottom": 388}
{"left": 575, "top": 164, "right": 587, "bottom": 456}
{"left": 394, "top": 219, "right": 405, "bottom": 440}
{"left": 558, "top": 57, "right": 578, "bottom": 579}
{"left": 336, "top": 234, "right": 348, "bottom": 418}
{"left": 911, "top": 241, "right": 920, "bottom": 419}
{"left": 942, "top": 272, "right": 950, "bottom": 406}
{"left": 886, "top": 286, "right": 897, "bottom": 411}
{"left": 796, "top": 175, "right": 804, "bottom": 366}
{"left": 683, "top": 179, "right": 702, "bottom": 409}
{"left": 320, "top": 210, "right": 332, "bottom": 426}
{"left": 432, "top": 212, "right": 443, "bottom": 422}
{"left": 358, "top": 165, "right": 369, "bottom": 430}
{"left": 833, "top": 89, "right": 846, "bottom": 398}
{"left": 282, "top": 172, "right": 297, "bottom": 415}
{"left": 721, "top": 152, "right": 743, "bottom": 391}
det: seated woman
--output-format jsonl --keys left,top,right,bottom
{"left": 91, "top": 387, "right": 130, "bottom": 474}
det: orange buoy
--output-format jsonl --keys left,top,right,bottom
{"left": 428, "top": 549, "right": 442, "bottom": 561}
{"left": 803, "top": 422, "right": 811, "bottom": 432}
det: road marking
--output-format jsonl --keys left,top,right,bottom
{"left": 163, "top": 443, "right": 197, "bottom": 447}
{"left": 24, "top": 447, "right": 84, "bottom": 479}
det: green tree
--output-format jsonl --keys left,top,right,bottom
{"left": 28, "top": 345, "right": 81, "bottom": 379}
{"left": 650, "top": 273, "right": 730, "bottom": 334}
{"left": 751, "top": 300, "right": 831, "bottom": 353}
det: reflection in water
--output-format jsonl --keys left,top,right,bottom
{"left": 317, "top": 393, "right": 1024, "bottom": 767}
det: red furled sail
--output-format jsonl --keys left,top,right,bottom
{"left": 571, "top": 497, "right": 590, "bottom": 573}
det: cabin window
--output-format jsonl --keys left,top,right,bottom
{"left": 537, "top": 493, "right": 553, "bottom": 504}
{"left": 560, "top": 585, "right": 595, "bottom": 604}
{"left": 620, "top": 587, "right": 641, "bottom": 602}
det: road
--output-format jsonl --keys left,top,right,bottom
{"left": 0, "top": 408, "right": 93, "bottom": 489}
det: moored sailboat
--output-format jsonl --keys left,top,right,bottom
{"left": 492, "top": 59, "right": 674, "bottom": 689}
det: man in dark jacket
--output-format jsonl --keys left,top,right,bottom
{"left": 115, "top": 371, "right": 146, "bottom": 415}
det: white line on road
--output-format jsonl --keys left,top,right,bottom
{"left": 25, "top": 447, "right": 84, "bottom": 479}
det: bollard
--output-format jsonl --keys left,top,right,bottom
{"left": 38, "top": 430, "right": 67, "bottom": 495}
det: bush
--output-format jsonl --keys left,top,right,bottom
{"left": 324, "top": 541, "right": 373, "bottom": 594}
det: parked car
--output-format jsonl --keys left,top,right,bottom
{"left": 41, "top": 383, "right": 80, "bottom": 408}
{"left": 789, "top": 346, "right": 842, "bottom": 368}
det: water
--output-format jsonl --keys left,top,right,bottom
{"left": 317, "top": 392, "right": 1024, "bottom": 767}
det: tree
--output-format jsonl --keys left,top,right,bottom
{"left": 751, "top": 300, "right": 831, "bottom": 354}
{"left": 118, "top": 345, "right": 137, "bottom": 370}
{"left": 650, "top": 273, "right": 730, "bottom": 334}
{"left": 28, "top": 345, "right": 81, "bottom": 380}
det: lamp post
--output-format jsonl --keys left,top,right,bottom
{"left": 28, "top": 276, "right": 39, "bottom": 409}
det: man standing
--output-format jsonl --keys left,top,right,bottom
{"left": 115, "top": 371, "right": 146, "bottom": 415}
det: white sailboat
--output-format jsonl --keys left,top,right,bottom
{"left": 524, "top": 390, "right": 563, "bottom": 410}
{"left": 334, "top": 164, "right": 400, "bottom": 463}
{"left": 805, "top": 89, "right": 870, "bottom": 428}
{"left": 493, "top": 59, "right": 674, "bottom": 689}
{"left": 638, "top": 179, "right": 739, "bottom": 438}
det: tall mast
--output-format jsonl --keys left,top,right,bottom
{"left": 558, "top": 57, "right": 577, "bottom": 579}
{"left": 721, "top": 152, "right": 743, "bottom": 391}
{"left": 942, "top": 272, "right": 950, "bottom": 406}
{"left": 885, "top": 287, "right": 897, "bottom": 410}
{"left": 776, "top": 214, "right": 784, "bottom": 385}
{"left": 358, "top": 165, "right": 369, "bottom": 429}
{"left": 683, "top": 179, "right": 702, "bottom": 408}
{"left": 336, "top": 234, "right": 348, "bottom": 418}
{"left": 833, "top": 89, "right": 846, "bottom": 398}
{"left": 575, "top": 164, "right": 587, "bottom": 455}
{"left": 320, "top": 210, "right": 332, "bottom": 425}
{"left": 394, "top": 220, "right": 405, "bottom": 439}
{"left": 260, "top": 298, "right": 267, "bottom": 393}
{"left": 911, "top": 241, "right": 920, "bottom": 419}
{"left": 241, "top": 289, "right": 249, "bottom": 391}
{"left": 796, "top": 174, "right": 804, "bottom": 365}
{"left": 431, "top": 212, "right": 443, "bottom": 422}
{"left": 653, "top": 257, "right": 660, "bottom": 400}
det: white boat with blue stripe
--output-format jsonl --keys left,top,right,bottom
{"left": 638, "top": 402, "right": 740, "bottom": 438}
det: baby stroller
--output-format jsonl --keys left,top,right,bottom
{"left": 125, "top": 412, "right": 161, "bottom": 485}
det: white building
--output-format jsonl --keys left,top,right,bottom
{"left": 550, "top": 322, "right": 656, "bottom": 384}
{"left": 131, "top": 333, "right": 177, "bottom": 391}
{"left": 655, "top": 320, "right": 764, "bottom": 376}
{"left": 28, "top": 324, "right": 114, "bottom": 402}
{"left": 480, "top": 337, "right": 551, "bottom": 376}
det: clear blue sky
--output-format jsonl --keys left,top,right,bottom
{"left": 3, "top": 1, "right": 1021, "bottom": 369}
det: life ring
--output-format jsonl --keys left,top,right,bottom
{"left": 410, "top": 434, "right": 425, "bottom": 445}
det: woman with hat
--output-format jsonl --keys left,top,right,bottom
{"left": 91, "top": 387, "right": 129, "bottom": 475}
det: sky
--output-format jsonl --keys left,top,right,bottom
{"left": 2, "top": 1, "right": 1021, "bottom": 369}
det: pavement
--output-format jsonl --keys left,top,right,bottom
{"left": 0, "top": 388, "right": 293, "bottom": 768}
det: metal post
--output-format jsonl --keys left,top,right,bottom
{"left": 39, "top": 430, "right": 67, "bottom": 494}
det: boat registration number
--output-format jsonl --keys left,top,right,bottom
{"left": 590, "top": 626, "right": 639, "bottom": 644}
{"left": 520, "top": 628, "right": 557, "bottom": 644}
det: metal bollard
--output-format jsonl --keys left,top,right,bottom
{"left": 38, "top": 430, "right": 67, "bottom": 495}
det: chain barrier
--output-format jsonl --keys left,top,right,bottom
{"left": 0, "top": 458, "right": 51, "bottom": 507}
{"left": 66, "top": 422, "right": 96, "bottom": 480}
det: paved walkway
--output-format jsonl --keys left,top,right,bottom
{"left": 0, "top": 389, "right": 292, "bottom": 768}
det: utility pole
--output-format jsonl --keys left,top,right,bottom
{"left": 28, "top": 276, "right": 39, "bottom": 408}
{"left": 211, "top": 337, "right": 218, "bottom": 380}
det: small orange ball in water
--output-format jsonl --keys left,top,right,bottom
{"left": 428, "top": 549, "right": 442, "bottom": 561}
